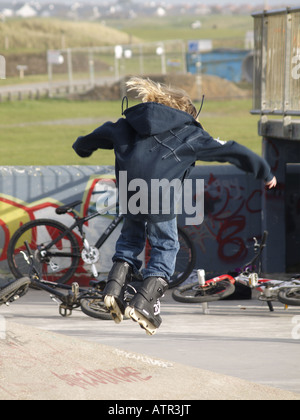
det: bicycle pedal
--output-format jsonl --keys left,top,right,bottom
{"left": 59, "top": 305, "right": 72, "bottom": 317}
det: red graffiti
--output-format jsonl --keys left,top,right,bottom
{"left": 0, "top": 176, "right": 116, "bottom": 286}
{"left": 191, "top": 173, "right": 262, "bottom": 263}
{"left": 52, "top": 367, "right": 152, "bottom": 390}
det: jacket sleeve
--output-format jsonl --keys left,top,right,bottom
{"left": 194, "top": 135, "right": 274, "bottom": 182}
{"left": 72, "top": 122, "right": 115, "bottom": 158}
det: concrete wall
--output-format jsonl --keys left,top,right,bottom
{"left": 1, "top": 162, "right": 297, "bottom": 285}
{"left": 0, "top": 165, "right": 264, "bottom": 285}
{"left": 261, "top": 137, "right": 300, "bottom": 274}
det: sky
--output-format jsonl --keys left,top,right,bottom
{"left": 31, "top": 0, "right": 300, "bottom": 4}
{"left": 14, "top": 0, "right": 298, "bottom": 10}
{"left": 140, "top": 0, "right": 300, "bottom": 3}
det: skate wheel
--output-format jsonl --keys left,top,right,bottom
{"left": 104, "top": 295, "right": 123, "bottom": 324}
{"left": 125, "top": 307, "right": 157, "bottom": 336}
{"left": 111, "top": 313, "right": 122, "bottom": 324}
{"left": 104, "top": 295, "right": 113, "bottom": 308}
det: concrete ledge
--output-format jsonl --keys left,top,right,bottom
{"left": 0, "top": 321, "right": 299, "bottom": 401}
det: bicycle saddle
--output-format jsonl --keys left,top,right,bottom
{"left": 55, "top": 200, "right": 82, "bottom": 215}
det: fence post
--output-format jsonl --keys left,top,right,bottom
{"left": 67, "top": 48, "right": 74, "bottom": 93}
{"left": 0, "top": 54, "right": 6, "bottom": 79}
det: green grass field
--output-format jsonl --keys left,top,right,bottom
{"left": 0, "top": 15, "right": 261, "bottom": 167}
{"left": 0, "top": 98, "right": 261, "bottom": 166}
{"left": 108, "top": 14, "right": 253, "bottom": 47}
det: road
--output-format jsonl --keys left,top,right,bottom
{"left": 1, "top": 287, "right": 300, "bottom": 398}
{"left": 0, "top": 77, "right": 115, "bottom": 96}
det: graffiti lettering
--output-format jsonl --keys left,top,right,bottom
{"left": 52, "top": 367, "right": 152, "bottom": 390}
{"left": 0, "top": 176, "right": 116, "bottom": 287}
{"left": 204, "top": 174, "right": 247, "bottom": 261}
{"left": 188, "top": 173, "right": 262, "bottom": 264}
{"left": 217, "top": 216, "right": 247, "bottom": 261}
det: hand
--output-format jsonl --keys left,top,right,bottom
{"left": 265, "top": 176, "right": 277, "bottom": 190}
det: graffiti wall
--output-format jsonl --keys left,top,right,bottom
{"left": 0, "top": 166, "right": 118, "bottom": 286}
{"left": 0, "top": 165, "right": 267, "bottom": 286}
{"left": 181, "top": 165, "right": 262, "bottom": 277}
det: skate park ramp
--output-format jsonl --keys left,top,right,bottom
{"left": 0, "top": 321, "right": 299, "bottom": 400}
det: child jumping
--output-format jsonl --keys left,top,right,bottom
{"left": 73, "top": 77, "right": 277, "bottom": 335}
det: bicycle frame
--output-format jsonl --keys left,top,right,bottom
{"left": 257, "top": 279, "right": 300, "bottom": 300}
{"left": 42, "top": 202, "right": 123, "bottom": 255}
{"left": 22, "top": 241, "right": 105, "bottom": 317}
{"left": 172, "top": 231, "right": 298, "bottom": 312}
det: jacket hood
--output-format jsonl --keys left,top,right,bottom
{"left": 123, "top": 102, "right": 195, "bottom": 136}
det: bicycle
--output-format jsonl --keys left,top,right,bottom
{"left": 260, "top": 275, "right": 300, "bottom": 308}
{"left": 172, "top": 231, "right": 300, "bottom": 312}
{"left": 0, "top": 276, "right": 31, "bottom": 307}
{"left": 7, "top": 200, "right": 196, "bottom": 289}
{"left": 3, "top": 240, "right": 112, "bottom": 320}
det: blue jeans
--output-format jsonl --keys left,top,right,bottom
{"left": 113, "top": 217, "right": 180, "bottom": 281}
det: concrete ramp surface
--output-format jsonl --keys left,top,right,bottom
{"left": 0, "top": 321, "right": 299, "bottom": 401}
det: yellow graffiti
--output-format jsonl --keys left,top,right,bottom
{"left": 0, "top": 200, "right": 31, "bottom": 249}
{"left": 0, "top": 195, "right": 60, "bottom": 258}
{"left": 0, "top": 172, "right": 115, "bottom": 260}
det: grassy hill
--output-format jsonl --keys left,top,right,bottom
{"left": 1, "top": 14, "right": 253, "bottom": 54}
{"left": 0, "top": 18, "right": 141, "bottom": 54}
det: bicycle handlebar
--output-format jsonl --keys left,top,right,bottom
{"left": 242, "top": 230, "right": 268, "bottom": 272}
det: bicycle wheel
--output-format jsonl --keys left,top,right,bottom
{"left": 172, "top": 280, "right": 235, "bottom": 303}
{"left": 278, "top": 288, "right": 300, "bottom": 306}
{"left": 168, "top": 226, "right": 196, "bottom": 289}
{"left": 7, "top": 219, "right": 80, "bottom": 284}
{"left": 0, "top": 277, "right": 30, "bottom": 306}
{"left": 81, "top": 298, "right": 112, "bottom": 320}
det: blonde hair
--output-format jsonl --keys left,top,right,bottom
{"left": 126, "top": 77, "right": 197, "bottom": 119}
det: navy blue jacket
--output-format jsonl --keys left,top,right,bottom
{"left": 73, "top": 102, "right": 273, "bottom": 221}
